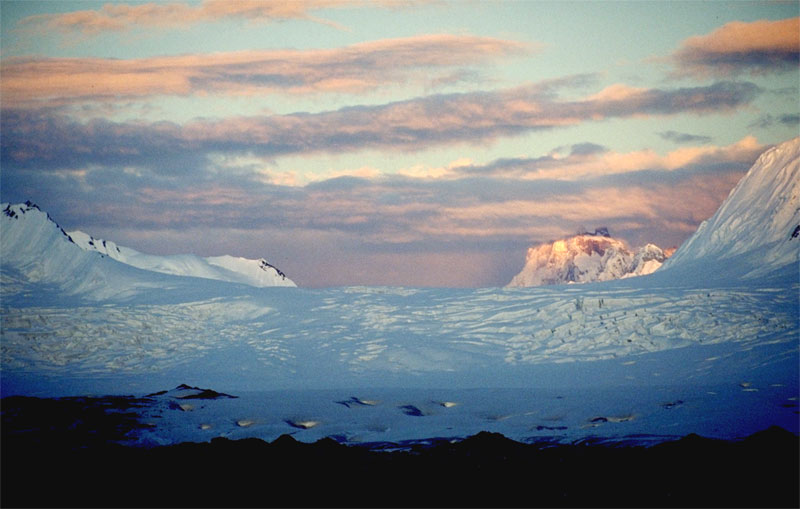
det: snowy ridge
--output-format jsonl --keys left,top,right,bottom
{"left": 661, "top": 136, "right": 800, "bottom": 279}
{"left": 1, "top": 202, "right": 294, "bottom": 302}
{"left": 69, "top": 230, "right": 295, "bottom": 288}
{"left": 507, "top": 230, "right": 668, "bottom": 287}
{"left": 1, "top": 202, "right": 165, "bottom": 300}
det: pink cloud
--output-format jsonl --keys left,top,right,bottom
{"left": 0, "top": 34, "right": 528, "bottom": 108}
{"left": 671, "top": 17, "right": 800, "bottom": 77}
{"left": 449, "top": 137, "right": 766, "bottom": 181}
{"left": 16, "top": 0, "right": 426, "bottom": 36}
{"left": 413, "top": 170, "right": 746, "bottom": 248}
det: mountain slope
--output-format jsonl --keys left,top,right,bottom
{"left": 69, "top": 230, "right": 295, "bottom": 288}
{"left": 660, "top": 136, "right": 800, "bottom": 280}
{"left": 1, "top": 202, "right": 168, "bottom": 301}
{"left": 507, "top": 229, "right": 668, "bottom": 287}
{"left": 1, "top": 202, "right": 295, "bottom": 303}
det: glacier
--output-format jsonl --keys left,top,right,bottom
{"left": 1, "top": 138, "right": 798, "bottom": 447}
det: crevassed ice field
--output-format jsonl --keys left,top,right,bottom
{"left": 1, "top": 138, "right": 798, "bottom": 447}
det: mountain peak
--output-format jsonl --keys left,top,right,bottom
{"left": 582, "top": 226, "right": 610, "bottom": 237}
{"left": 3, "top": 201, "right": 75, "bottom": 245}
{"left": 4, "top": 201, "right": 42, "bottom": 219}
{"left": 507, "top": 233, "right": 668, "bottom": 287}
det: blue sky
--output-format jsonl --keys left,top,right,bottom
{"left": 1, "top": 1, "right": 798, "bottom": 286}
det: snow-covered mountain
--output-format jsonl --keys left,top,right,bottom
{"left": 507, "top": 228, "right": 670, "bottom": 287}
{"left": 68, "top": 230, "right": 295, "bottom": 288}
{"left": 660, "top": 136, "right": 799, "bottom": 281}
{"left": 1, "top": 201, "right": 161, "bottom": 300}
{"left": 0, "top": 202, "right": 295, "bottom": 300}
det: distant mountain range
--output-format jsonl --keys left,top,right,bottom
{"left": 0, "top": 138, "right": 796, "bottom": 409}
{"left": 507, "top": 228, "right": 674, "bottom": 287}
{"left": 2, "top": 138, "right": 798, "bottom": 296}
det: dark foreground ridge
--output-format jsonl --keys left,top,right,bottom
{"left": 2, "top": 395, "right": 798, "bottom": 508}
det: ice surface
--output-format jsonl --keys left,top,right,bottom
{"left": 1, "top": 138, "right": 798, "bottom": 446}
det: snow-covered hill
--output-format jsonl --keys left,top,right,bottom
{"left": 507, "top": 229, "right": 669, "bottom": 287}
{"left": 660, "top": 136, "right": 800, "bottom": 281}
{"left": 69, "top": 230, "right": 295, "bottom": 288}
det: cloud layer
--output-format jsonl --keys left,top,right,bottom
{"left": 658, "top": 130, "right": 712, "bottom": 145}
{"left": 1, "top": 80, "right": 760, "bottom": 171}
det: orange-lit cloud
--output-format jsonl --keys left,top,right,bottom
{"left": 671, "top": 17, "right": 800, "bottom": 77}
{"left": 449, "top": 137, "right": 765, "bottom": 181}
{"left": 425, "top": 172, "right": 743, "bottom": 239}
{"left": 16, "top": 0, "right": 426, "bottom": 36}
{"left": 1, "top": 34, "right": 528, "bottom": 108}
{"left": 583, "top": 84, "right": 650, "bottom": 103}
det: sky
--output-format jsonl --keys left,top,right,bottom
{"left": 1, "top": 1, "right": 798, "bottom": 287}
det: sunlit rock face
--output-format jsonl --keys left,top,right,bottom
{"left": 507, "top": 229, "right": 669, "bottom": 287}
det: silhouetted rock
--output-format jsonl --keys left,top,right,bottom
{"left": 2, "top": 394, "right": 798, "bottom": 508}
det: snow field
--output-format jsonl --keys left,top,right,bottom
{"left": 125, "top": 371, "right": 798, "bottom": 447}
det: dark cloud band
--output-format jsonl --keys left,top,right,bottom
{"left": 1, "top": 81, "right": 760, "bottom": 172}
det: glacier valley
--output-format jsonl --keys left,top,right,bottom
{"left": 1, "top": 138, "right": 798, "bottom": 449}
